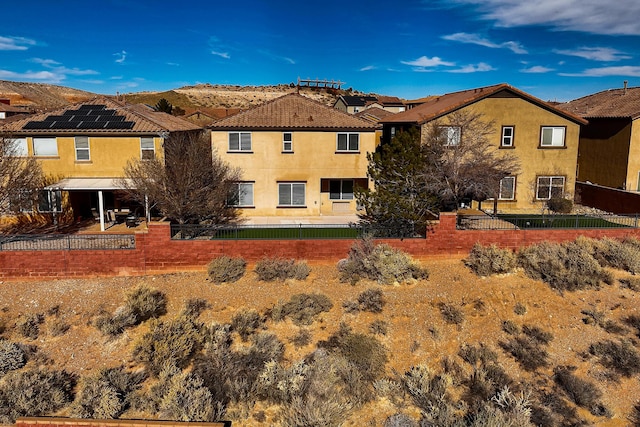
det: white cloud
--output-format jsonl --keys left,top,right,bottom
{"left": 211, "top": 50, "right": 230, "bottom": 59}
{"left": 114, "top": 50, "right": 127, "bottom": 64}
{"left": 448, "top": 0, "right": 640, "bottom": 35}
{"left": 442, "top": 32, "right": 527, "bottom": 53}
{"left": 360, "top": 65, "right": 376, "bottom": 71}
{"left": 0, "top": 69, "right": 62, "bottom": 82}
{"left": 401, "top": 56, "right": 455, "bottom": 71}
{"left": 521, "top": 65, "right": 555, "bottom": 73}
{"left": 553, "top": 47, "right": 631, "bottom": 61}
{"left": 31, "top": 58, "right": 98, "bottom": 76}
{"left": 448, "top": 62, "right": 495, "bottom": 73}
{"left": 559, "top": 66, "right": 640, "bottom": 77}
{"left": 0, "top": 36, "right": 37, "bottom": 51}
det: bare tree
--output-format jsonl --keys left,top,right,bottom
{"left": 421, "top": 110, "right": 520, "bottom": 210}
{"left": 120, "top": 131, "right": 242, "bottom": 224}
{"left": 0, "top": 134, "right": 44, "bottom": 214}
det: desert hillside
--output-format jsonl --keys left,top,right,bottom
{"left": 0, "top": 80, "right": 96, "bottom": 110}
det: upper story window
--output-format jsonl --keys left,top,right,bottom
{"left": 229, "top": 132, "right": 252, "bottom": 152}
{"left": 6, "top": 138, "right": 28, "bottom": 156}
{"left": 540, "top": 126, "right": 566, "bottom": 147}
{"left": 283, "top": 132, "right": 293, "bottom": 152}
{"left": 33, "top": 137, "right": 58, "bottom": 156}
{"left": 278, "top": 182, "right": 306, "bottom": 207}
{"left": 337, "top": 133, "right": 359, "bottom": 152}
{"left": 439, "top": 126, "right": 461, "bottom": 146}
{"left": 498, "top": 176, "right": 516, "bottom": 200}
{"left": 227, "top": 182, "right": 254, "bottom": 207}
{"left": 75, "top": 136, "right": 90, "bottom": 161}
{"left": 536, "top": 176, "right": 565, "bottom": 200}
{"left": 141, "top": 137, "right": 155, "bottom": 160}
{"left": 501, "top": 126, "right": 514, "bottom": 148}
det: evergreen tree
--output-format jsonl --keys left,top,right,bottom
{"left": 155, "top": 98, "right": 173, "bottom": 114}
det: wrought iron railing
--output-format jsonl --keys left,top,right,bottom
{"left": 457, "top": 214, "right": 640, "bottom": 230}
{"left": 0, "top": 234, "right": 136, "bottom": 251}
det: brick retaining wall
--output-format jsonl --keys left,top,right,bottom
{"left": 2, "top": 212, "right": 640, "bottom": 280}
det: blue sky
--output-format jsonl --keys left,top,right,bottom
{"left": 1, "top": 0, "right": 639, "bottom": 102}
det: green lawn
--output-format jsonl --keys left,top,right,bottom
{"left": 173, "top": 225, "right": 362, "bottom": 240}
{"left": 497, "top": 214, "right": 630, "bottom": 229}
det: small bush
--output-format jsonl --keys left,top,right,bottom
{"left": 207, "top": 256, "right": 246, "bottom": 283}
{"left": 589, "top": 339, "right": 640, "bottom": 377}
{"left": 620, "top": 277, "right": 640, "bottom": 291}
{"left": 338, "top": 236, "right": 428, "bottom": 285}
{"left": 370, "top": 320, "right": 389, "bottom": 335}
{"left": 547, "top": 196, "right": 573, "bottom": 213}
{"left": 48, "top": 318, "right": 70, "bottom": 336}
{"left": 439, "top": 303, "right": 464, "bottom": 326}
{"left": 357, "top": 288, "right": 385, "bottom": 313}
{"left": 553, "top": 366, "right": 602, "bottom": 409}
{"left": 271, "top": 293, "right": 333, "bottom": 325}
{"left": 514, "top": 303, "right": 527, "bottom": 316}
{"left": 182, "top": 298, "right": 209, "bottom": 319}
{"left": 522, "top": 324, "right": 554, "bottom": 344}
{"left": 384, "top": 413, "right": 418, "bottom": 427}
{"left": 290, "top": 328, "right": 312, "bottom": 347}
{"left": 94, "top": 285, "right": 167, "bottom": 336}
{"left": 16, "top": 313, "right": 44, "bottom": 339}
{"left": 458, "top": 343, "right": 498, "bottom": 367}
{"left": 231, "top": 308, "right": 265, "bottom": 341}
{"left": 502, "top": 320, "right": 521, "bottom": 335}
{"left": 0, "top": 340, "right": 26, "bottom": 376}
{"left": 500, "top": 325, "right": 552, "bottom": 372}
{"left": 465, "top": 243, "right": 516, "bottom": 276}
{"left": 255, "top": 257, "right": 310, "bottom": 281}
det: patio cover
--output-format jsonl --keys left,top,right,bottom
{"left": 45, "top": 178, "right": 133, "bottom": 190}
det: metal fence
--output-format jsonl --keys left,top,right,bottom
{"left": 457, "top": 214, "right": 640, "bottom": 230}
{"left": 0, "top": 234, "right": 136, "bottom": 251}
{"left": 170, "top": 223, "right": 423, "bottom": 240}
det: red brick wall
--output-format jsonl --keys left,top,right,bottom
{"left": 3, "top": 212, "right": 640, "bottom": 280}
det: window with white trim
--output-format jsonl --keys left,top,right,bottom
{"left": 228, "top": 182, "right": 254, "bottom": 207}
{"left": 540, "top": 126, "right": 566, "bottom": 147}
{"left": 229, "top": 132, "right": 252, "bottom": 152}
{"left": 141, "top": 137, "right": 155, "bottom": 160}
{"left": 329, "top": 179, "right": 354, "bottom": 200}
{"left": 501, "top": 126, "right": 514, "bottom": 147}
{"left": 38, "top": 189, "right": 62, "bottom": 213}
{"left": 536, "top": 176, "right": 565, "bottom": 200}
{"left": 337, "top": 133, "right": 359, "bottom": 152}
{"left": 33, "top": 137, "right": 58, "bottom": 156}
{"left": 283, "top": 132, "right": 293, "bottom": 152}
{"left": 278, "top": 182, "right": 306, "bottom": 206}
{"left": 75, "top": 136, "right": 90, "bottom": 161}
{"left": 7, "top": 138, "right": 28, "bottom": 156}
{"left": 439, "top": 126, "right": 461, "bottom": 146}
{"left": 498, "top": 176, "right": 515, "bottom": 200}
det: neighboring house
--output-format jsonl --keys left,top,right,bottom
{"left": 334, "top": 94, "right": 406, "bottom": 114}
{"left": 355, "top": 107, "right": 395, "bottom": 145}
{"left": 560, "top": 83, "right": 640, "bottom": 191}
{"left": 0, "top": 99, "right": 32, "bottom": 120}
{"left": 0, "top": 97, "right": 201, "bottom": 229}
{"left": 380, "top": 83, "right": 587, "bottom": 213}
{"left": 183, "top": 110, "right": 218, "bottom": 127}
{"left": 210, "top": 93, "right": 377, "bottom": 218}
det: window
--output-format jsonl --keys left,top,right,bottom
{"left": 329, "top": 179, "right": 354, "bottom": 200}
{"left": 337, "top": 133, "right": 359, "bottom": 152}
{"left": 38, "top": 189, "right": 62, "bottom": 213}
{"left": 75, "top": 136, "right": 90, "bottom": 161}
{"left": 283, "top": 132, "right": 293, "bottom": 152}
{"left": 229, "top": 132, "right": 252, "bottom": 152}
{"left": 7, "top": 138, "right": 28, "bottom": 156}
{"left": 498, "top": 176, "right": 516, "bottom": 200}
{"left": 33, "top": 137, "right": 58, "bottom": 156}
{"left": 227, "top": 182, "right": 254, "bottom": 207}
{"left": 439, "top": 126, "right": 461, "bottom": 146}
{"left": 540, "top": 126, "right": 566, "bottom": 147}
{"left": 278, "top": 182, "right": 306, "bottom": 206}
{"left": 141, "top": 137, "right": 155, "bottom": 160}
{"left": 501, "top": 126, "right": 514, "bottom": 147}
{"left": 536, "top": 176, "right": 565, "bottom": 200}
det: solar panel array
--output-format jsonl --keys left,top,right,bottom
{"left": 23, "top": 104, "right": 136, "bottom": 130}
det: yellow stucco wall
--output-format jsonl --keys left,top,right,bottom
{"left": 625, "top": 120, "right": 640, "bottom": 191}
{"left": 211, "top": 130, "right": 376, "bottom": 216}
{"left": 27, "top": 135, "right": 162, "bottom": 178}
{"left": 423, "top": 96, "right": 581, "bottom": 213}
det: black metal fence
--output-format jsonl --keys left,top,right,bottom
{"left": 457, "top": 214, "right": 640, "bottom": 230}
{"left": 0, "top": 234, "right": 136, "bottom": 251}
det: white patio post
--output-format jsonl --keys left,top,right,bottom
{"left": 98, "top": 190, "right": 105, "bottom": 232}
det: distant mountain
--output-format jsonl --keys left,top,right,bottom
{"left": 0, "top": 80, "right": 97, "bottom": 111}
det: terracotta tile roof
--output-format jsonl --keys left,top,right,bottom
{"left": 0, "top": 103, "right": 30, "bottom": 113}
{"left": 380, "top": 83, "right": 587, "bottom": 125}
{"left": 209, "top": 93, "right": 376, "bottom": 131}
{"left": 559, "top": 86, "right": 640, "bottom": 119}
{"left": 355, "top": 106, "right": 395, "bottom": 123}
{"left": 0, "top": 97, "right": 202, "bottom": 134}
{"left": 375, "top": 95, "right": 405, "bottom": 106}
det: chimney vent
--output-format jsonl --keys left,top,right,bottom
{"left": 624, "top": 80, "right": 628, "bottom": 95}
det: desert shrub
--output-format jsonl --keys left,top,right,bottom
{"left": 0, "top": 368, "right": 76, "bottom": 423}
{"left": 94, "top": 285, "right": 167, "bottom": 336}
{"left": 402, "top": 364, "right": 459, "bottom": 424}
{"left": 357, "top": 288, "right": 385, "bottom": 313}
{"left": 338, "top": 236, "right": 429, "bottom": 285}
{"left": 459, "top": 343, "right": 498, "bottom": 367}
{"left": 553, "top": 366, "right": 602, "bottom": 409}
{"left": 502, "top": 320, "right": 521, "bottom": 335}
{"left": 514, "top": 303, "right": 527, "bottom": 316}
{"left": 207, "top": 255, "right": 246, "bottom": 283}
{"left": 625, "top": 314, "right": 640, "bottom": 337}
{"left": 465, "top": 243, "right": 516, "bottom": 276}
{"left": 370, "top": 319, "right": 389, "bottom": 335}
{"left": 342, "top": 300, "right": 360, "bottom": 313}
{"left": 48, "top": 318, "right": 70, "bottom": 336}
{"left": 231, "top": 308, "right": 265, "bottom": 341}
{"left": 384, "top": 413, "right": 418, "bottom": 427}
{"left": 500, "top": 326, "right": 552, "bottom": 372}
{"left": 439, "top": 302, "right": 464, "bottom": 326}
{"left": 271, "top": 293, "right": 333, "bottom": 325}
{"left": 631, "top": 404, "right": 640, "bottom": 426}
{"left": 132, "top": 314, "right": 205, "bottom": 377}
{"left": 522, "top": 324, "right": 554, "bottom": 344}
{"left": 517, "top": 240, "right": 611, "bottom": 291}
{"left": 182, "top": 298, "right": 210, "bottom": 319}
{"left": 577, "top": 236, "right": 640, "bottom": 274}
{"left": 255, "top": 257, "right": 310, "bottom": 281}
{"left": 71, "top": 366, "right": 146, "bottom": 418}
{"left": 589, "top": 339, "right": 640, "bottom": 377}
{"left": 16, "top": 313, "right": 44, "bottom": 339}
{"left": 620, "top": 277, "right": 640, "bottom": 291}
{"left": 256, "top": 359, "right": 310, "bottom": 404}
{"left": 290, "top": 328, "right": 312, "bottom": 347}
{"left": 547, "top": 196, "right": 573, "bottom": 213}
{"left": 582, "top": 309, "right": 627, "bottom": 335}
{"left": 0, "top": 340, "right": 26, "bottom": 376}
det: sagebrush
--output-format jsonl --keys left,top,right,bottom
{"left": 207, "top": 256, "right": 246, "bottom": 283}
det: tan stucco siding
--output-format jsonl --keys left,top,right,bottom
{"left": 626, "top": 120, "right": 640, "bottom": 191}
{"left": 212, "top": 130, "right": 375, "bottom": 216}
{"left": 423, "top": 97, "right": 581, "bottom": 212}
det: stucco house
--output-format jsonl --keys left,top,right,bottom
{"left": 209, "top": 93, "right": 377, "bottom": 219}
{"left": 561, "top": 83, "right": 640, "bottom": 191}
{"left": 380, "top": 83, "right": 587, "bottom": 213}
{"left": 333, "top": 95, "right": 406, "bottom": 114}
{"left": 0, "top": 97, "right": 201, "bottom": 229}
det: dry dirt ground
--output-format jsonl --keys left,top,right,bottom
{"left": 1, "top": 258, "right": 640, "bottom": 426}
